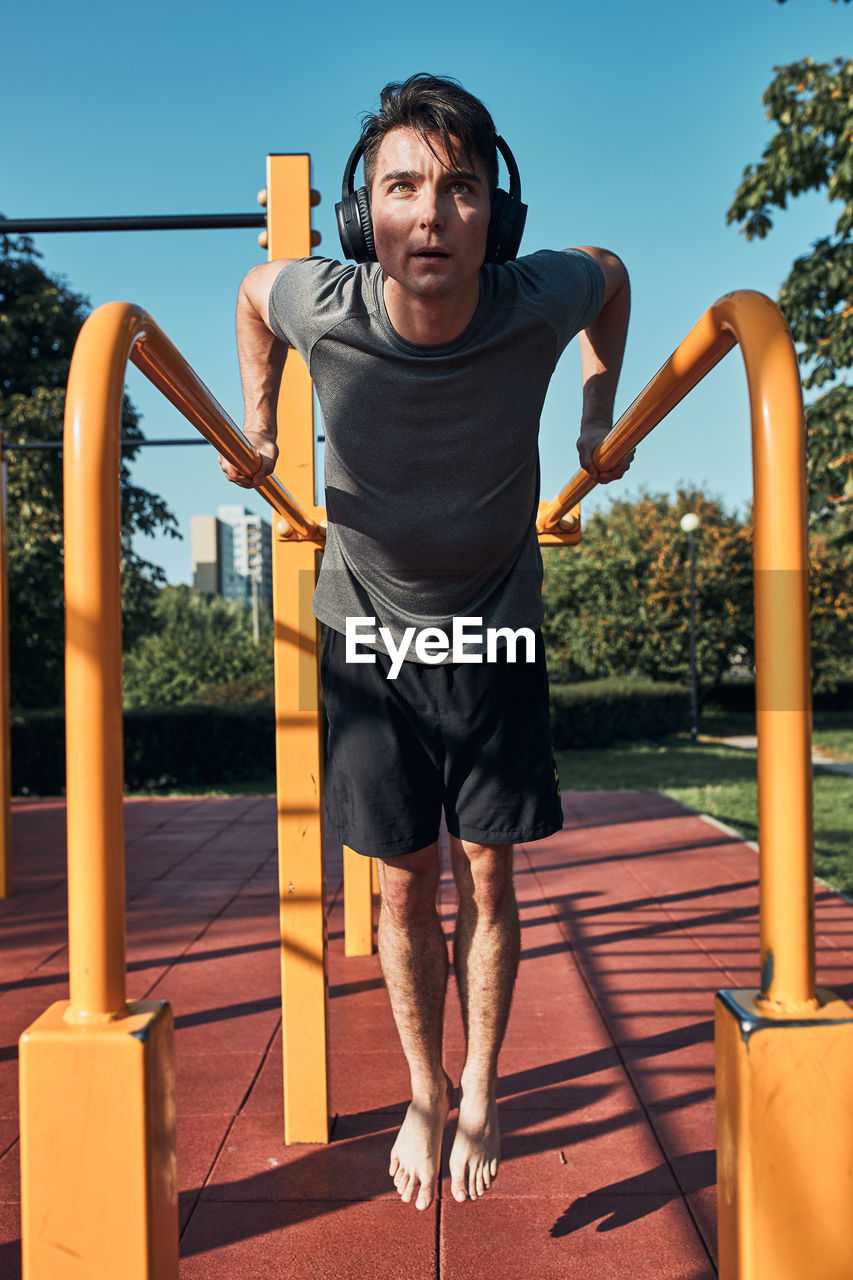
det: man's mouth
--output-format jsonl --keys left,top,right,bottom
{"left": 413, "top": 249, "right": 451, "bottom": 260}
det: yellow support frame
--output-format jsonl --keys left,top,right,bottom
{"left": 17, "top": 174, "right": 329, "bottom": 1265}
{"left": 539, "top": 289, "right": 853, "bottom": 1279}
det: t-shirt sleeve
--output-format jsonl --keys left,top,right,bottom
{"left": 267, "top": 256, "right": 360, "bottom": 368}
{"left": 508, "top": 248, "right": 607, "bottom": 357}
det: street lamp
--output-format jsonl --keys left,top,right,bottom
{"left": 680, "top": 512, "right": 701, "bottom": 741}
{"left": 246, "top": 525, "right": 261, "bottom": 645}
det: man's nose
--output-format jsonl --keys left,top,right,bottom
{"left": 418, "top": 188, "right": 444, "bottom": 229}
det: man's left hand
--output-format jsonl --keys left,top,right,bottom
{"left": 577, "top": 419, "right": 634, "bottom": 484}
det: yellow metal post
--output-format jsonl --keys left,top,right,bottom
{"left": 19, "top": 1001, "right": 176, "bottom": 1280}
{"left": 0, "top": 435, "right": 11, "bottom": 897}
{"left": 344, "top": 846, "right": 375, "bottom": 956}
{"left": 266, "top": 154, "right": 331, "bottom": 1143}
{"left": 18, "top": 303, "right": 178, "bottom": 1279}
{"left": 716, "top": 990, "right": 853, "bottom": 1280}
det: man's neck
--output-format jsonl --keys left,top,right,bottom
{"left": 382, "top": 277, "right": 480, "bottom": 346}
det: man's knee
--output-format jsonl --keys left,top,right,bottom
{"left": 451, "top": 839, "right": 515, "bottom": 915}
{"left": 377, "top": 843, "right": 441, "bottom": 925}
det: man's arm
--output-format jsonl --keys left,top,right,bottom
{"left": 220, "top": 259, "right": 294, "bottom": 489}
{"left": 573, "top": 246, "right": 631, "bottom": 484}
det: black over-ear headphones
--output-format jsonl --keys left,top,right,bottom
{"left": 335, "top": 134, "right": 528, "bottom": 266}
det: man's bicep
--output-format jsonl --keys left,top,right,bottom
{"left": 239, "top": 258, "right": 296, "bottom": 331}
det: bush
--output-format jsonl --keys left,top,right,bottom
{"left": 13, "top": 679, "right": 691, "bottom": 794}
{"left": 11, "top": 708, "right": 66, "bottom": 795}
{"left": 705, "top": 678, "right": 853, "bottom": 714}
{"left": 550, "top": 678, "right": 689, "bottom": 749}
{"left": 11, "top": 703, "right": 276, "bottom": 796}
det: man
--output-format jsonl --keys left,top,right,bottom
{"left": 223, "top": 73, "right": 631, "bottom": 1212}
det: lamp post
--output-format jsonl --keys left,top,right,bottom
{"left": 246, "top": 525, "right": 261, "bottom": 645}
{"left": 680, "top": 512, "right": 700, "bottom": 741}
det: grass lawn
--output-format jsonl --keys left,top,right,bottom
{"left": 700, "top": 707, "right": 853, "bottom": 763}
{"left": 554, "top": 710, "right": 853, "bottom": 894}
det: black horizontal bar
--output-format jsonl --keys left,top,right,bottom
{"left": 4, "top": 438, "right": 210, "bottom": 451}
{"left": 4, "top": 436, "right": 324, "bottom": 452}
{"left": 0, "top": 213, "right": 267, "bottom": 233}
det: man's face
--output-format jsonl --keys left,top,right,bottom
{"left": 369, "top": 127, "right": 491, "bottom": 305}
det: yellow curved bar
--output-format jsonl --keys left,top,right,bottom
{"left": 62, "top": 301, "right": 324, "bottom": 1023}
{"left": 63, "top": 302, "right": 131, "bottom": 1022}
{"left": 540, "top": 290, "right": 814, "bottom": 1012}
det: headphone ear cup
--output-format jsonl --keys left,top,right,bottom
{"left": 336, "top": 186, "right": 376, "bottom": 263}
{"left": 335, "top": 193, "right": 360, "bottom": 261}
{"left": 485, "top": 188, "right": 528, "bottom": 264}
{"left": 355, "top": 187, "right": 376, "bottom": 262}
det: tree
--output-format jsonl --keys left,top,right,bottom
{"left": 121, "top": 585, "right": 273, "bottom": 708}
{"left": 542, "top": 490, "right": 754, "bottom": 694}
{"left": 542, "top": 490, "right": 853, "bottom": 693}
{"left": 727, "top": 57, "right": 853, "bottom": 543}
{"left": 0, "top": 231, "right": 179, "bottom": 707}
{"left": 809, "top": 529, "right": 853, "bottom": 687}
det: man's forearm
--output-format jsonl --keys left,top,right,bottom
{"left": 236, "top": 273, "right": 288, "bottom": 442}
{"left": 578, "top": 253, "right": 631, "bottom": 430}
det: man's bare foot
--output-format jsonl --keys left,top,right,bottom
{"left": 389, "top": 1071, "right": 453, "bottom": 1210}
{"left": 448, "top": 1085, "right": 500, "bottom": 1202}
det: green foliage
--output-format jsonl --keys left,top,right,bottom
{"left": 0, "top": 232, "right": 179, "bottom": 707}
{"left": 121, "top": 584, "right": 274, "bottom": 708}
{"left": 727, "top": 57, "right": 853, "bottom": 540}
{"left": 809, "top": 528, "right": 853, "bottom": 688}
{"left": 550, "top": 678, "right": 688, "bottom": 749}
{"left": 543, "top": 490, "right": 852, "bottom": 694}
{"left": 542, "top": 490, "right": 754, "bottom": 692}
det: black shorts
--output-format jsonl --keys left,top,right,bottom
{"left": 320, "top": 626, "right": 564, "bottom": 858}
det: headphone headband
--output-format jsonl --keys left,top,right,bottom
{"left": 335, "top": 132, "right": 527, "bottom": 265}
{"left": 495, "top": 136, "right": 521, "bottom": 202}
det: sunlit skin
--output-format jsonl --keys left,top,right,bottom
{"left": 369, "top": 128, "right": 492, "bottom": 346}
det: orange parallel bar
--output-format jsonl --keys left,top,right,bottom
{"left": 539, "top": 289, "right": 814, "bottom": 1013}
{"left": 537, "top": 304, "right": 736, "bottom": 535}
{"left": 127, "top": 308, "right": 325, "bottom": 546}
{"left": 62, "top": 300, "right": 322, "bottom": 1022}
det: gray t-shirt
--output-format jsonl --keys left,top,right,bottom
{"left": 268, "top": 249, "right": 604, "bottom": 660}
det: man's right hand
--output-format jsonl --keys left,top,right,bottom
{"left": 219, "top": 432, "right": 279, "bottom": 489}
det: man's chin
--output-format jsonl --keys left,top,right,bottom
{"left": 400, "top": 270, "right": 462, "bottom": 299}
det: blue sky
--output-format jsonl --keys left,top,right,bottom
{"left": 3, "top": 0, "right": 849, "bottom": 583}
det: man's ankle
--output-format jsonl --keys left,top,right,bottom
{"left": 410, "top": 1071, "right": 451, "bottom": 1103}
{"left": 458, "top": 1066, "right": 497, "bottom": 1099}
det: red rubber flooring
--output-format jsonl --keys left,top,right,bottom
{"left": 3, "top": 791, "right": 853, "bottom": 1278}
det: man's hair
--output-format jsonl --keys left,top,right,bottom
{"left": 361, "top": 74, "right": 499, "bottom": 196}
